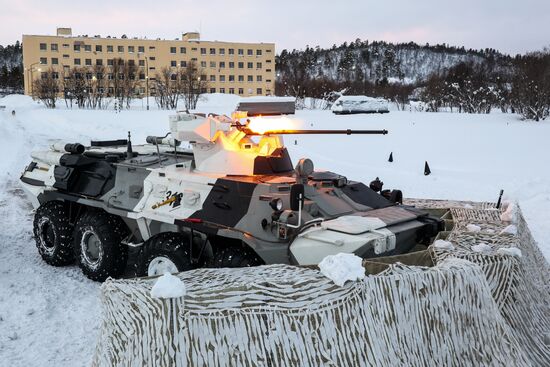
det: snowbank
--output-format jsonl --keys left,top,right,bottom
{"left": 330, "top": 95, "right": 389, "bottom": 113}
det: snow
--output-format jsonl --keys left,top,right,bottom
{"left": 318, "top": 253, "right": 365, "bottom": 286}
{"left": 433, "top": 239, "right": 455, "bottom": 250}
{"left": 1, "top": 93, "right": 550, "bottom": 365}
{"left": 497, "top": 247, "right": 523, "bottom": 258}
{"left": 472, "top": 243, "right": 492, "bottom": 253}
{"left": 500, "top": 201, "right": 517, "bottom": 222}
{"left": 500, "top": 224, "right": 518, "bottom": 235}
{"left": 466, "top": 224, "right": 482, "bottom": 232}
{"left": 150, "top": 273, "right": 187, "bottom": 299}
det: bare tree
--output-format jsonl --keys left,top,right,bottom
{"left": 180, "top": 60, "right": 209, "bottom": 110}
{"left": 33, "top": 68, "right": 59, "bottom": 108}
{"left": 511, "top": 52, "right": 550, "bottom": 121}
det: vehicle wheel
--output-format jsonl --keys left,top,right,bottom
{"left": 209, "top": 245, "right": 264, "bottom": 268}
{"left": 73, "top": 210, "right": 128, "bottom": 281}
{"left": 33, "top": 201, "right": 74, "bottom": 266}
{"left": 136, "top": 232, "right": 194, "bottom": 277}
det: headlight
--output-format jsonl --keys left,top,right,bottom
{"left": 269, "top": 198, "right": 283, "bottom": 211}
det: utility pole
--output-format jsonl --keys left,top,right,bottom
{"left": 138, "top": 52, "right": 150, "bottom": 110}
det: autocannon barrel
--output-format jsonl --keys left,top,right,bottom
{"left": 248, "top": 129, "right": 388, "bottom": 136}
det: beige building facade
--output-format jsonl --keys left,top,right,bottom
{"left": 22, "top": 28, "right": 276, "bottom": 97}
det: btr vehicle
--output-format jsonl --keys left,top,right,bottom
{"left": 20, "top": 111, "right": 443, "bottom": 281}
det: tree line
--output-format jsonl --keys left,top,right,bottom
{"left": 32, "top": 58, "right": 209, "bottom": 110}
{"left": 276, "top": 40, "right": 550, "bottom": 121}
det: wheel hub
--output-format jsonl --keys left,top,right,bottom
{"left": 148, "top": 256, "right": 178, "bottom": 276}
{"left": 80, "top": 228, "right": 103, "bottom": 269}
{"left": 37, "top": 218, "right": 56, "bottom": 255}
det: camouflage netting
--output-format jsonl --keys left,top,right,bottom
{"left": 92, "top": 200, "right": 550, "bottom": 367}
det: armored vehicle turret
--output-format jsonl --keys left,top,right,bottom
{"left": 20, "top": 112, "right": 444, "bottom": 281}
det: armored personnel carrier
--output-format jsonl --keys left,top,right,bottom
{"left": 20, "top": 112, "right": 444, "bottom": 281}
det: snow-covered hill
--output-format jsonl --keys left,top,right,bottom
{"left": 0, "top": 94, "right": 549, "bottom": 366}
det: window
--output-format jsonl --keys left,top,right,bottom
{"left": 118, "top": 73, "right": 124, "bottom": 80}
{"left": 86, "top": 73, "right": 93, "bottom": 80}
{"left": 200, "top": 74, "right": 207, "bottom": 81}
{"left": 257, "top": 75, "right": 262, "bottom": 82}
{"left": 266, "top": 79, "right": 272, "bottom": 83}
{"left": 257, "top": 62, "right": 262, "bottom": 69}
{"left": 74, "top": 58, "right": 81, "bottom": 65}
{"left": 229, "top": 75, "right": 235, "bottom": 82}
{"left": 229, "top": 62, "right": 235, "bottom": 68}
{"left": 201, "top": 87, "right": 207, "bottom": 93}
{"left": 266, "top": 59, "right": 272, "bottom": 63}
{"left": 191, "top": 47, "right": 197, "bottom": 51}
{"left": 107, "top": 45, "right": 113, "bottom": 52}
{"left": 210, "top": 75, "right": 216, "bottom": 82}
{"left": 238, "top": 75, "right": 244, "bottom": 82}
{"left": 63, "top": 54, "right": 69, "bottom": 59}
{"left": 149, "top": 56, "right": 156, "bottom": 61}
{"left": 51, "top": 43, "right": 58, "bottom": 52}
{"left": 108, "top": 74, "right": 114, "bottom": 80}
{"left": 40, "top": 43, "right": 47, "bottom": 51}
{"left": 180, "top": 60, "right": 187, "bottom": 67}
{"left": 118, "top": 45, "right": 124, "bottom": 52}
{"left": 180, "top": 47, "right": 186, "bottom": 54}
{"left": 238, "top": 88, "right": 243, "bottom": 94}
{"left": 51, "top": 58, "right": 59, "bottom": 65}
{"left": 247, "top": 75, "right": 253, "bottom": 82}
{"left": 210, "top": 61, "right": 216, "bottom": 68}
{"left": 85, "top": 59, "right": 92, "bottom": 66}
{"left": 139, "top": 73, "right": 145, "bottom": 80}
{"left": 256, "top": 49, "right": 262, "bottom": 56}
{"left": 247, "top": 49, "right": 253, "bottom": 56}
{"left": 219, "top": 75, "right": 226, "bottom": 82}
{"left": 228, "top": 48, "right": 234, "bottom": 55}
{"left": 200, "top": 48, "right": 206, "bottom": 55}
{"left": 247, "top": 62, "right": 253, "bottom": 69}
{"left": 219, "top": 61, "right": 225, "bottom": 68}
{"left": 209, "top": 48, "right": 216, "bottom": 55}
{"left": 107, "top": 59, "right": 113, "bottom": 66}
{"left": 39, "top": 57, "right": 47, "bottom": 65}
{"left": 84, "top": 45, "right": 92, "bottom": 52}
{"left": 229, "top": 88, "right": 234, "bottom": 94}
{"left": 96, "top": 73, "right": 104, "bottom": 80}
{"left": 266, "top": 49, "right": 272, "bottom": 53}
{"left": 171, "top": 74, "right": 177, "bottom": 81}
{"left": 171, "top": 60, "right": 177, "bottom": 67}
{"left": 238, "top": 62, "right": 244, "bottom": 69}
{"left": 74, "top": 44, "right": 81, "bottom": 52}
{"left": 41, "top": 72, "right": 48, "bottom": 79}
{"left": 62, "top": 43, "right": 69, "bottom": 49}
{"left": 139, "top": 60, "right": 145, "bottom": 67}
{"left": 128, "top": 60, "right": 135, "bottom": 66}
{"left": 201, "top": 61, "right": 207, "bottom": 67}
{"left": 219, "top": 88, "right": 225, "bottom": 93}
{"left": 128, "top": 46, "right": 135, "bottom": 53}
{"left": 210, "top": 88, "right": 216, "bottom": 93}
{"left": 51, "top": 72, "right": 59, "bottom": 79}
{"left": 167, "top": 46, "right": 175, "bottom": 54}
{"left": 219, "top": 48, "right": 225, "bottom": 55}
{"left": 256, "top": 88, "right": 262, "bottom": 94}
{"left": 96, "top": 45, "right": 102, "bottom": 52}
{"left": 138, "top": 46, "right": 145, "bottom": 53}
{"left": 238, "top": 49, "right": 244, "bottom": 56}
{"left": 149, "top": 46, "right": 156, "bottom": 50}
{"left": 118, "top": 59, "right": 124, "bottom": 65}
{"left": 266, "top": 68, "right": 272, "bottom": 72}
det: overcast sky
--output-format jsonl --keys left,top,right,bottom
{"left": 1, "top": 0, "right": 548, "bottom": 55}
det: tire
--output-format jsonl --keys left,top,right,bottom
{"left": 209, "top": 245, "right": 264, "bottom": 268}
{"left": 33, "top": 201, "right": 74, "bottom": 266}
{"left": 136, "top": 232, "right": 194, "bottom": 277}
{"left": 73, "top": 210, "right": 128, "bottom": 281}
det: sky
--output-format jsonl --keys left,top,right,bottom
{"left": 0, "top": 0, "right": 548, "bottom": 55}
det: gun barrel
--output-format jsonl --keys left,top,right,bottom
{"left": 250, "top": 129, "right": 388, "bottom": 136}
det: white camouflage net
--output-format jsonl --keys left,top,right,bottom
{"left": 92, "top": 200, "right": 549, "bottom": 366}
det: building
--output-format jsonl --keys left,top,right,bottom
{"left": 22, "top": 28, "right": 275, "bottom": 97}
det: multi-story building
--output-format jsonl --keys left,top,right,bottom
{"left": 22, "top": 28, "right": 275, "bottom": 97}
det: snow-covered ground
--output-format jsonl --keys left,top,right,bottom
{"left": 0, "top": 93, "right": 549, "bottom": 366}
